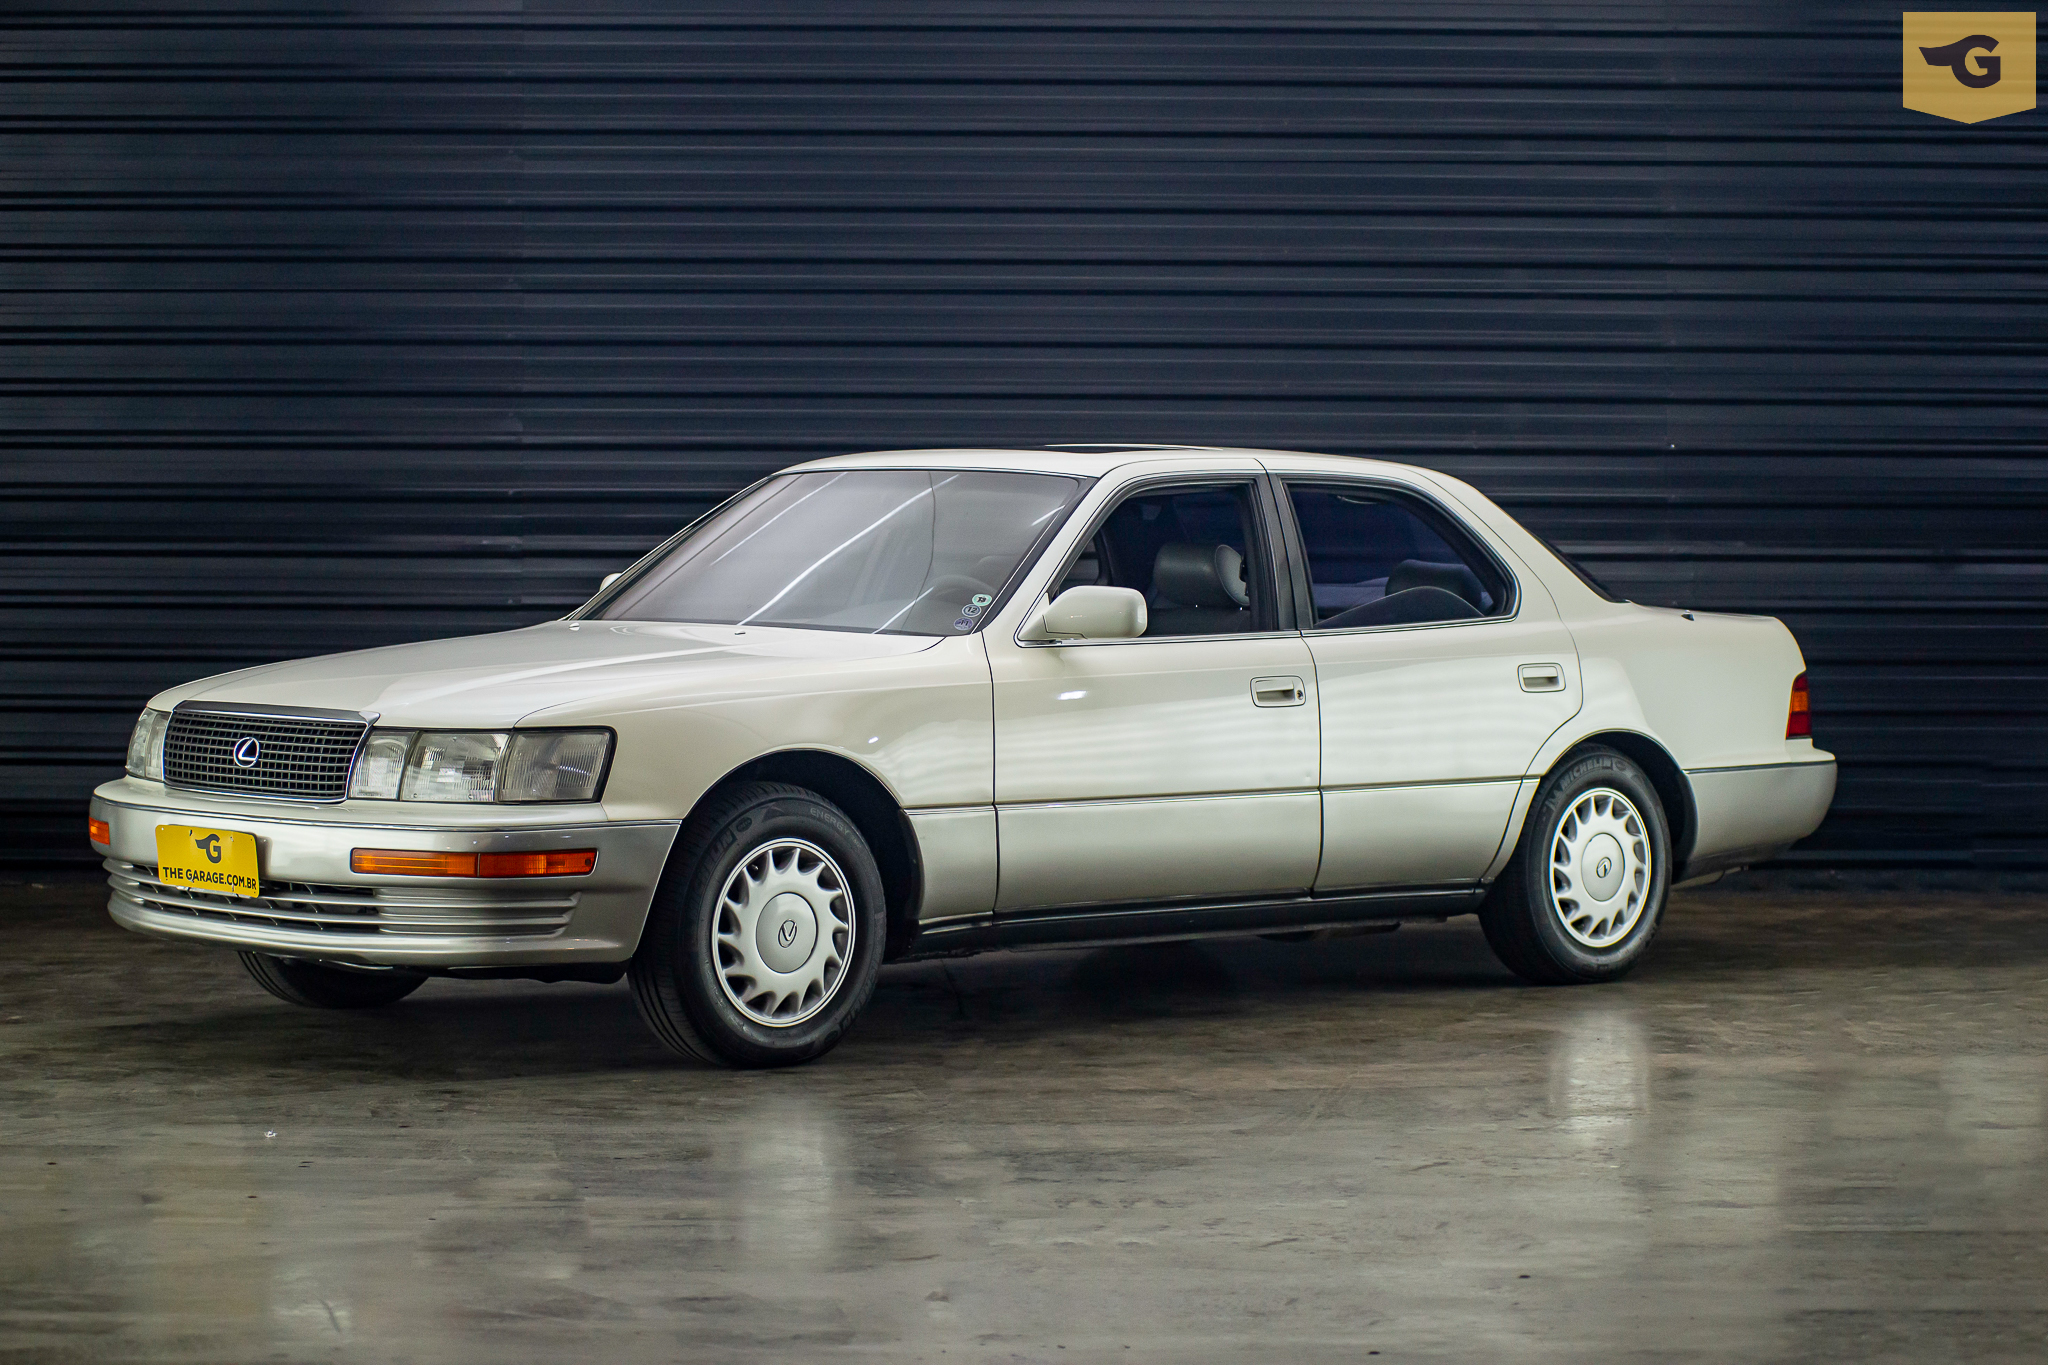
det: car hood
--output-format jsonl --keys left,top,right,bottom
{"left": 153, "top": 621, "right": 944, "bottom": 728}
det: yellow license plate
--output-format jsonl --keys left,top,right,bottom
{"left": 155, "top": 825, "right": 261, "bottom": 899}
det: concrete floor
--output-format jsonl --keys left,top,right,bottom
{"left": 3, "top": 877, "right": 2045, "bottom": 1364}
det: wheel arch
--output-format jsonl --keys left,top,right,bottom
{"left": 678, "top": 748, "right": 924, "bottom": 961}
{"left": 1556, "top": 730, "right": 1697, "bottom": 869}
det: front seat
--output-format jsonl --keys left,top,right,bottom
{"left": 1146, "top": 542, "right": 1251, "bottom": 635}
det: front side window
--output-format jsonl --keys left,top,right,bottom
{"left": 1287, "top": 483, "right": 1511, "bottom": 630}
{"left": 1054, "top": 480, "right": 1274, "bottom": 637}
{"left": 599, "top": 470, "right": 1082, "bottom": 635}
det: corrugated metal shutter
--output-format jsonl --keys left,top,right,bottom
{"left": 5, "top": 5, "right": 2043, "bottom": 868}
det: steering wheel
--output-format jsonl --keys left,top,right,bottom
{"left": 922, "top": 574, "right": 996, "bottom": 606}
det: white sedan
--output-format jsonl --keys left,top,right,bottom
{"left": 91, "top": 447, "right": 1835, "bottom": 1066}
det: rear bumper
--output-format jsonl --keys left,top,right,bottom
{"left": 91, "top": 780, "right": 678, "bottom": 968}
{"left": 1681, "top": 758, "right": 1837, "bottom": 881}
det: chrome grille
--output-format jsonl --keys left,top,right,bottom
{"left": 163, "top": 709, "right": 367, "bottom": 801}
{"left": 107, "top": 862, "right": 575, "bottom": 938}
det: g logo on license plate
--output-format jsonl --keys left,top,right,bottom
{"left": 155, "top": 824, "right": 260, "bottom": 899}
{"left": 232, "top": 736, "right": 261, "bottom": 768}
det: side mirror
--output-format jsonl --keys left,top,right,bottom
{"left": 599, "top": 572, "right": 622, "bottom": 591}
{"left": 1019, "top": 586, "right": 1148, "bottom": 642}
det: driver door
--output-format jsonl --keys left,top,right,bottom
{"left": 987, "top": 475, "right": 1322, "bottom": 912}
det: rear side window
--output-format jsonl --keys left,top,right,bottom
{"left": 1286, "top": 484, "right": 1512, "bottom": 630}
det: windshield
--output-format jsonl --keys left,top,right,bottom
{"left": 596, "top": 469, "right": 1083, "bottom": 634}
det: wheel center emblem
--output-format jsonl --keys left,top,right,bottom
{"left": 1595, "top": 856, "right": 1613, "bottom": 879}
{"left": 749, "top": 892, "right": 827, "bottom": 986}
{"left": 231, "top": 737, "right": 261, "bottom": 768}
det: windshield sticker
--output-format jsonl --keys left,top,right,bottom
{"left": 955, "top": 593, "right": 993, "bottom": 630}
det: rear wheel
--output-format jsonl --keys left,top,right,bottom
{"left": 238, "top": 953, "right": 427, "bottom": 1009}
{"left": 1479, "top": 746, "right": 1671, "bottom": 985}
{"left": 629, "top": 781, "right": 886, "bottom": 1067}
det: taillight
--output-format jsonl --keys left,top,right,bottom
{"left": 1786, "top": 672, "right": 1811, "bottom": 738}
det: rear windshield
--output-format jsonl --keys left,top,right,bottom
{"left": 596, "top": 469, "right": 1083, "bottom": 635}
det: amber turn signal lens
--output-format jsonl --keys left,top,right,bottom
{"left": 351, "top": 849, "right": 478, "bottom": 876}
{"left": 88, "top": 817, "right": 111, "bottom": 847}
{"left": 1786, "top": 672, "right": 1811, "bottom": 738}
{"left": 478, "top": 849, "right": 597, "bottom": 878}
{"left": 350, "top": 848, "right": 597, "bottom": 877}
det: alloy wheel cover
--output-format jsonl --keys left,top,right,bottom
{"left": 711, "top": 837, "right": 855, "bottom": 1027}
{"left": 1545, "top": 786, "right": 1652, "bottom": 949}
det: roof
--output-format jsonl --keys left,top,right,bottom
{"left": 785, "top": 445, "right": 1424, "bottom": 480}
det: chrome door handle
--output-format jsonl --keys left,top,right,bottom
{"left": 1519, "top": 663, "right": 1566, "bottom": 693}
{"left": 1251, "top": 676, "right": 1307, "bottom": 707}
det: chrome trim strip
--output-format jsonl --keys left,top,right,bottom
{"left": 108, "top": 863, "right": 577, "bottom": 936}
{"left": 1319, "top": 775, "right": 1526, "bottom": 793}
{"left": 109, "top": 900, "right": 593, "bottom": 959}
{"left": 173, "top": 699, "right": 380, "bottom": 725}
{"left": 157, "top": 781, "right": 354, "bottom": 807}
{"left": 1015, "top": 628, "right": 1308, "bottom": 650}
{"left": 97, "top": 789, "right": 635, "bottom": 832}
{"left": 1683, "top": 759, "right": 1840, "bottom": 776}
{"left": 108, "top": 863, "right": 579, "bottom": 916}
{"left": 999, "top": 787, "right": 1321, "bottom": 810}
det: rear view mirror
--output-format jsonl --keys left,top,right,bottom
{"left": 600, "top": 572, "right": 621, "bottom": 591}
{"left": 1020, "top": 586, "right": 1148, "bottom": 642}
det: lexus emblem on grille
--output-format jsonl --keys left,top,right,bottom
{"left": 231, "top": 737, "right": 262, "bottom": 768}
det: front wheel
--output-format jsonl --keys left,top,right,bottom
{"left": 238, "top": 953, "right": 427, "bottom": 1008}
{"left": 1479, "top": 746, "right": 1672, "bottom": 985}
{"left": 628, "top": 782, "right": 887, "bottom": 1067}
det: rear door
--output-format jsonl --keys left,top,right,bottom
{"left": 1274, "top": 475, "right": 1582, "bottom": 890}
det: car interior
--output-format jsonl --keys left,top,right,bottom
{"left": 1285, "top": 485, "right": 1510, "bottom": 630}
{"left": 1054, "top": 482, "right": 1268, "bottom": 636}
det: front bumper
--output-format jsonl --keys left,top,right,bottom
{"left": 91, "top": 779, "right": 679, "bottom": 968}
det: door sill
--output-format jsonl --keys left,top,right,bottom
{"left": 902, "top": 885, "right": 1484, "bottom": 958}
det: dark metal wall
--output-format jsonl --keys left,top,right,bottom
{"left": 4, "top": 4, "right": 2044, "bottom": 867}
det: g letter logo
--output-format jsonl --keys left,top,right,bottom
{"left": 1903, "top": 12, "right": 2036, "bottom": 122}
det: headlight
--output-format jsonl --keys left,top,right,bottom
{"left": 347, "top": 728, "right": 612, "bottom": 804}
{"left": 125, "top": 708, "right": 169, "bottom": 780}
{"left": 347, "top": 730, "right": 414, "bottom": 800}
{"left": 500, "top": 731, "right": 611, "bottom": 803}
{"left": 400, "top": 732, "right": 508, "bottom": 803}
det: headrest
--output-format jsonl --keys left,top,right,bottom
{"left": 1386, "top": 559, "right": 1484, "bottom": 610}
{"left": 1152, "top": 542, "right": 1249, "bottom": 609}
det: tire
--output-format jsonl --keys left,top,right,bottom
{"left": 1479, "top": 746, "right": 1672, "bottom": 985}
{"left": 238, "top": 953, "right": 427, "bottom": 1009}
{"left": 628, "top": 781, "right": 887, "bottom": 1068}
